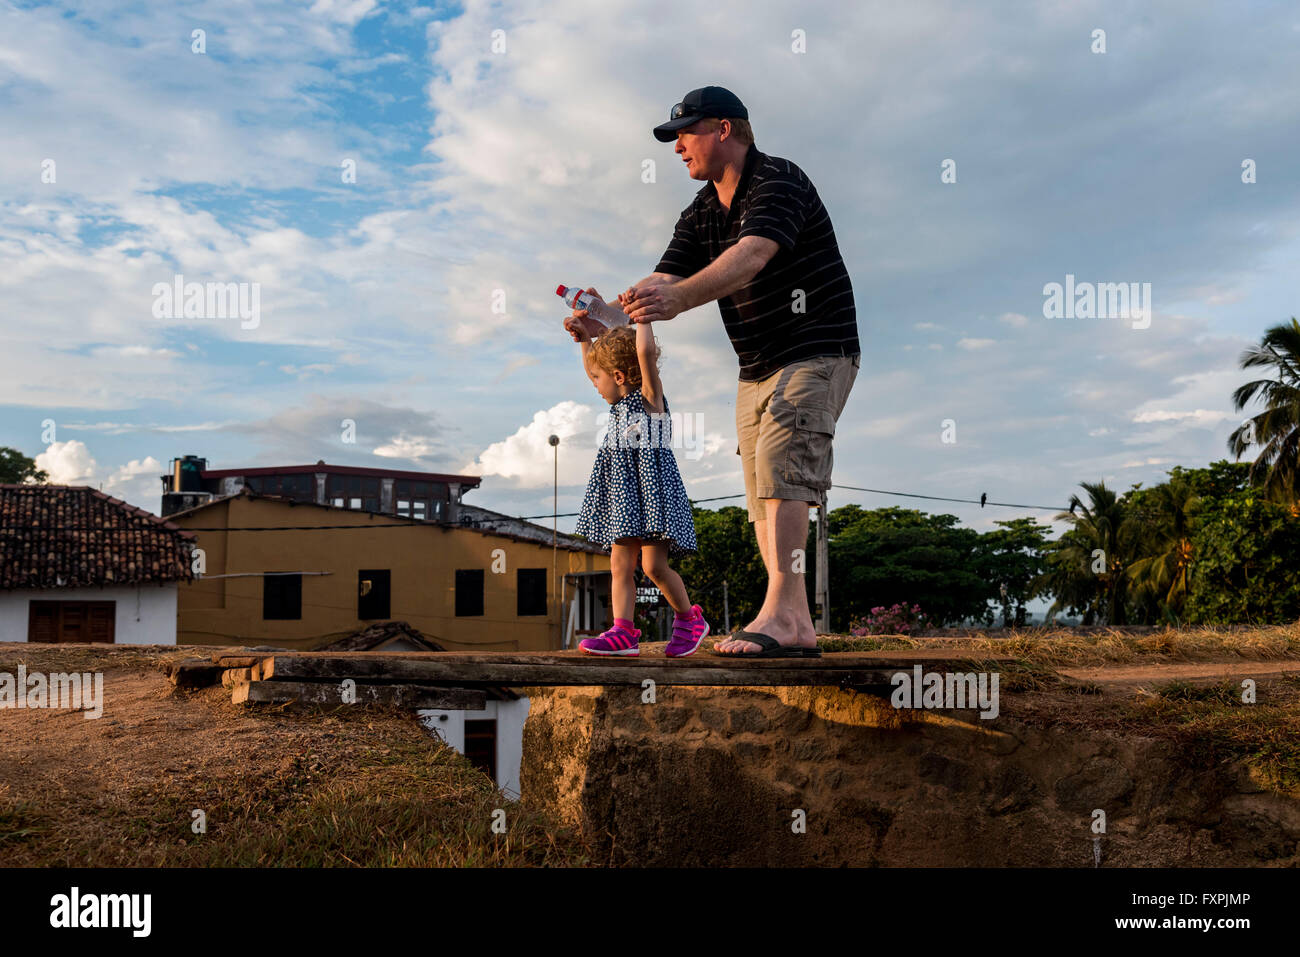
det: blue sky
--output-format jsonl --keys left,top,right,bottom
{"left": 2, "top": 0, "right": 1297, "bottom": 545}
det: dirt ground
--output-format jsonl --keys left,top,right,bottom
{"left": 0, "top": 643, "right": 585, "bottom": 866}
{"left": 2, "top": 635, "right": 1297, "bottom": 866}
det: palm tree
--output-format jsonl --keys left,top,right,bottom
{"left": 1125, "top": 476, "right": 1199, "bottom": 621}
{"left": 1228, "top": 317, "right": 1300, "bottom": 505}
{"left": 1040, "top": 481, "right": 1135, "bottom": 625}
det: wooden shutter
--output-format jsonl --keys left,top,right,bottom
{"left": 28, "top": 602, "right": 58, "bottom": 643}
{"left": 25, "top": 600, "right": 116, "bottom": 643}
{"left": 86, "top": 603, "right": 115, "bottom": 643}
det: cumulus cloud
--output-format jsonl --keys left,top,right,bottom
{"left": 35, "top": 441, "right": 98, "bottom": 485}
{"left": 463, "top": 401, "right": 604, "bottom": 487}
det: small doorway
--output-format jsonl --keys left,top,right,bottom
{"left": 463, "top": 719, "right": 498, "bottom": 783}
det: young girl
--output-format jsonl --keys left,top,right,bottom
{"left": 563, "top": 288, "right": 709, "bottom": 657}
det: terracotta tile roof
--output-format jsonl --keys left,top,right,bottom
{"left": 0, "top": 484, "right": 196, "bottom": 590}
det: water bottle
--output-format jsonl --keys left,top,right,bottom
{"left": 556, "top": 284, "right": 629, "bottom": 329}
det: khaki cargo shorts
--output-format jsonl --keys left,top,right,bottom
{"left": 736, "top": 353, "right": 859, "bottom": 522}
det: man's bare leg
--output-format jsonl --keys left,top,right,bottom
{"left": 713, "top": 498, "right": 817, "bottom": 652}
{"left": 753, "top": 516, "right": 773, "bottom": 576}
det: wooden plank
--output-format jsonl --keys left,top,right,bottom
{"left": 262, "top": 648, "right": 1007, "bottom": 666}
{"left": 161, "top": 658, "right": 226, "bottom": 689}
{"left": 221, "top": 668, "right": 254, "bottom": 689}
{"left": 261, "top": 651, "right": 1009, "bottom": 688}
{"left": 210, "top": 654, "right": 272, "bottom": 668}
{"left": 232, "top": 681, "right": 487, "bottom": 709}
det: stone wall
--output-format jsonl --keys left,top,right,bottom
{"left": 519, "top": 684, "right": 1300, "bottom": 866}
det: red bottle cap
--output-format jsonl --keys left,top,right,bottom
{"left": 555, "top": 284, "right": 567, "bottom": 296}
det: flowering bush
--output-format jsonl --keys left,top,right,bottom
{"left": 849, "top": 603, "right": 928, "bottom": 636}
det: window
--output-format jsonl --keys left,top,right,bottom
{"left": 246, "top": 474, "right": 313, "bottom": 501}
{"left": 28, "top": 601, "right": 115, "bottom": 643}
{"left": 327, "top": 475, "right": 380, "bottom": 513}
{"left": 358, "top": 569, "right": 391, "bottom": 619}
{"left": 455, "top": 569, "right": 484, "bottom": 616}
{"left": 263, "top": 573, "right": 302, "bottom": 620}
{"left": 517, "top": 568, "right": 547, "bottom": 616}
{"left": 395, "top": 479, "right": 444, "bottom": 520}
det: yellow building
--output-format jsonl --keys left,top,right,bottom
{"left": 168, "top": 488, "right": 612, "bottom": 651}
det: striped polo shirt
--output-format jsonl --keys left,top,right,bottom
{"left": 654, "top": 141, "right": 860, "bottom": 382}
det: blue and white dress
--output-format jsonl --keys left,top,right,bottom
{"left": 574, "top": 388, "right": 698, "bottom": 557}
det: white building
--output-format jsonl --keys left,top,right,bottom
{"left": 0, "top": 484, "right": 194, "bottom": 644}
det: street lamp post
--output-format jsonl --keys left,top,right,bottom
{"left": 549, "top": 434, "right": 560, "bottom": 644}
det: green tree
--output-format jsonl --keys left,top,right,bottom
{"left": 1124, "top": 475, "right": 1200, "bottom": 623}
{"left": 1039, "top": 482, "right": 1134, "bottom": 625}
{"left": 673, "top": 506, "right": 766, "bottom": 633}
{"left": 1227, "top": 317, "right": 1300, "bottom": 504}
{"left": 0, "top": 447, "right": 48, "bottom": 485}
{"left": 828, "top": 506, "right": 990, "bottom": 628}
{"left": 1184, "top": 489, "right": 1300, "bottom": 623}
{"left": 977, "top": 517, "right": 1052, "bottom": 626}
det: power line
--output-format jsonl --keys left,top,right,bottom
{"left": 830, "top": 484, "right": 1066, "bottom": 512}
{"left": 0, "top": 480, "right": 1071, "bottom": 532}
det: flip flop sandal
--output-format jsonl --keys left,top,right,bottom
{"left": 709, "top": 630, "right": 822, "bottom": 658}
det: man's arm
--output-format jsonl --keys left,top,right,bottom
{"left": 622, "top": 236, "right": 779, "bottom": 323}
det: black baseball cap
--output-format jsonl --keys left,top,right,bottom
{"left": 653, "top": 86, "right": 748, "bottom": 142}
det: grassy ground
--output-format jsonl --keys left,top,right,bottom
{"left": 819, "top": 621, "right": 1300, "bottom": 665}
{"left": 0, "top": 644, "right": 595, "bottom": 867}
{"left": 3, "top": 629, "right": 1298, "bottom": 864}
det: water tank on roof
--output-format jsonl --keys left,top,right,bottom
{"left": 173, "top": 455, "right": 207, "bottom": 492}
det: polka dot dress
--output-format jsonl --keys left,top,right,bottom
{"left": 574, "top": 388, "right": 698, "bottom": 557}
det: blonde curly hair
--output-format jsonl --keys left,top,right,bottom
{"left": 587, "top": 325, "right": 658, "bottom": 389}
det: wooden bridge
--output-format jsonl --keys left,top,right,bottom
{"left": 166, "top": 647, "right": 1017, "bottom": 710}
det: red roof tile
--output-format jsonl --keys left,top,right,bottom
{"left": 0, "top": 485, "right": 196, "bottom": 590}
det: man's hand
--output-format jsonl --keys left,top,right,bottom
{"left": 620, "top": 277, "right": 688, "bottom": 324}
{"left": 565, "top": 286, "right": 609, "bottom": 341}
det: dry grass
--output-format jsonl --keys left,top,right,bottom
{"left": 0, "top": 644, "right": 596, "bottom": 867}
{"left": 821, "top": 622, "right": 1300, "bottom": 668}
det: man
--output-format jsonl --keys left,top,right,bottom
{"left": 619, "top": 85, "right": 861, "bottom": 657}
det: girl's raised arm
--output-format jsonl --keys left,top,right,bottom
{"left": 636, "top": 320, "right": 664, "bottom": 414}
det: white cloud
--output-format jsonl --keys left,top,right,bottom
{"left": 103, "top": 456, "right": 166, "bottom": 511}
{"left": 35, "top": 440, "right": 98, "bottom": 485}
{"left": 1132, "top": 409, "right": 1239, "bottom": 427}
{"left": 374, "top": 434, "right": 441, "bottom": 460}
{"left": 464, "top": 401, "right": 605, "bottom": 487}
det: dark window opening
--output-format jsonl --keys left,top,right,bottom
{"left": 455, "top": 569, "right": 484, "bottom": 616}
{"left": 263, "top": 573, "right": 302, "bottom": 620}
{"left": 245, "top": 474, "right": 313, "bottom": 501}
{"left": 517, "top": 568, "right": 547, "bottom": 616}
{"left": 358, "top": 569, "right": 391, "bottom": 619}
